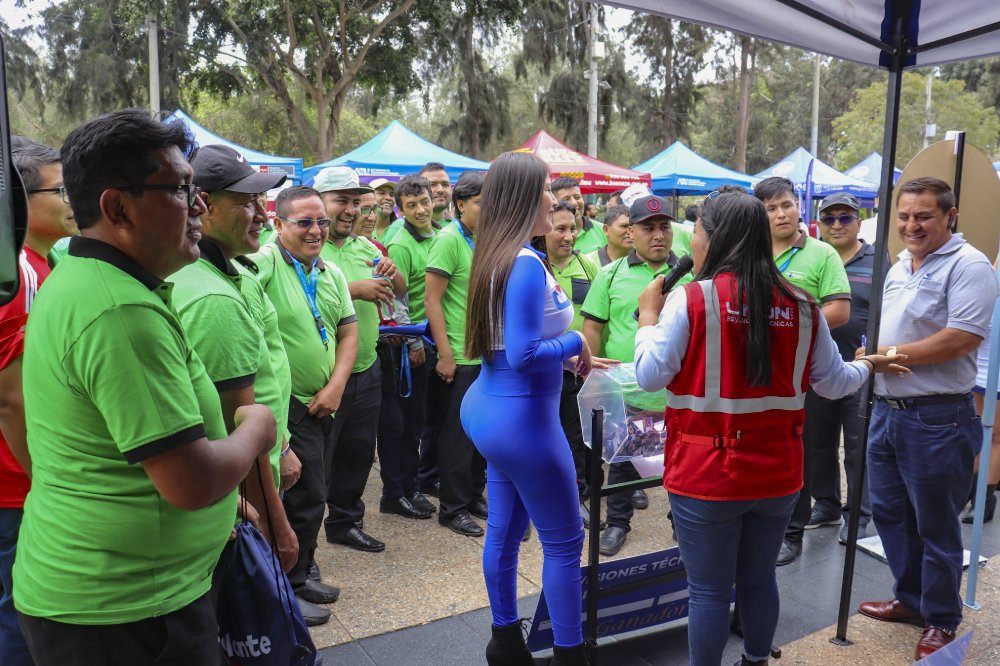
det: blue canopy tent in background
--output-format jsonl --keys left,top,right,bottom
{"left": 602, "top": 0, "right": 1000, "bottom": 647}
{"left": 754, "top": 146, "right": 879, "bottom": 202}
{"left": 846, "top": 151, "right": 903, "bottom": 187}
{"left": 303, "top": 120, "right": 490, "bottom": 184}
{"left": 631, "top": 141, "right": 756, "bottom": 196}
{"left": 167, "top": 109, "right": 303, "bottom": 183}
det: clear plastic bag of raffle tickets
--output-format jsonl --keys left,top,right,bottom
{"left": 577, "top": 363, "right": 666, "bottom": 473}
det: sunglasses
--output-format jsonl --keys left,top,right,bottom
{"left": 819, "top": 213, "right": 859, "bottom": 226}
{"left": 280, "top": 217, "right": 331, "bottom": 229}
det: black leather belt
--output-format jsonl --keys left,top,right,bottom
{"left": 877, "top": 393, "right": 971, "bottom": 410}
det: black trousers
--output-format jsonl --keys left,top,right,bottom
{"left": 377, "top": 342, "right": 430, "bottom": 500}
{"left": 18, "top": 593, "right": 222, "bottom": 666}
{"left": 284, "top": 399, "right": 336, "bottom": 588}
{"left": 324, "top": 363, "right": 381, "bottom": 536}
{"left": 606, "top": 461, "right": 639, "bottom": 530}
{"left": 431, "top": 364, "right": 487, "bottom": 518}
{"left": 418, "top": 348, "right": 445, "bottom": 488}
{"left": 785, "top": 388, "right": 821, "bottom": 544}
{"left": 809, "top": 387, "right": 872, "bottom": 519}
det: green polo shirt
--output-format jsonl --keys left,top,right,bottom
{"left": 249, "top": 241, "right": 357, "bottom": 404}
{"left": 387, "top": 220, "right": 437, "bottom": 322}
{"left": 235, "top": 256, "right": 292, "bottom": 485}
{"left": 774, "top": 232, "right": 850, "bottom": 303}
{"left": 16, "top": 237, "right": 232, "bottom": 624}
{"left": 426, "top": 221, "right": 478, "bottom": 365}
{"left": 581, "top": 250, "right": 693, "bottom": 411}
{"left": 574, "top": 218, "right": 608, "bottom": 254}
{"left": 321, "top": 234, "right": 382, "bottom": 374}
{"left": 47, "top": 235, "right": 73, "bottom": 267}
{"left": 551, "top": 251, "right": 599, "bottom": 333}
{"left": 671, "top": 222, "right": 693, "bottom": 259}
{"left": 170, "top": 238, "right": 285, "bottom": 487}
{"left": 380, "top": 218, "right": 405, "bottom": 245}
{"left": 258, "top": 224, "right": 276, "bottom": 246}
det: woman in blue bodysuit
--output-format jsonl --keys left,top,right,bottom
{"left": 462, "top": 152, "right": 594, "bottom": 666}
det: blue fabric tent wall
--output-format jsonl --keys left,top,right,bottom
{"left": 632, "top": 141, "right": 756, "bottom": 195}
{"left": 754, "top": 147, "right": 878, "bottom": 200}
{"left": 303, "top": 121, "right": 490, "bottom": 183}
{"left": 168, "top": 110, "right": 303, "bottom": 183}
{"left": 846, "top": 151, "right": 902, "bottom": 186}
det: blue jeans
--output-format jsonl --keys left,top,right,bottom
{"left": 0, "top": 508, "right": 34, "bottom": 666}
{"left": 669, "top": 491, "right": 797, "bottom": 666}
{"left": 867, "top": 396, "right": 981, "bottom": 630}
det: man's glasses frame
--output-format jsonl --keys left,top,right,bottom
{"left": 28, "top": 186, "right": 69, "bottom": 204}
{"left": 278, "top": 216, "right": 332, "bottom": 229}
{"left": 819, "top": 213, "right": 860, "bottom": 226}
{"left": 116, "top": 183, "right": 202, "bottom": 208}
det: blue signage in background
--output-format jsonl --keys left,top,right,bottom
{"left": 527, "top": 546, "right": 724, "bottom": 652}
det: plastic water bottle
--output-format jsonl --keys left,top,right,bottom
{"left": 372, "top": 257, "right": 394, "bottom": 322}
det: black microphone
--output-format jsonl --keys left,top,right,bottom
{"left": 632, "top": 254, "right": 695, "bottom": 321}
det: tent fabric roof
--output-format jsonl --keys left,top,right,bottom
{"left": 632, "top": 141, "right": 756, "bottom": 195}
{"left": 601, "top": 1, "right": 1000, "bottom": 68}
{"left": 168, "top": 109, "right": 303, "bottom": 182}
{"left": 846, "top": 151, "right": 903, "bottom": 186}
{"left": 303, "top": 121, "right": 490, "bottom": 183}
{"left": 754, "top": 147, "right": 879, "bottom": 199}
{"left": 517, "top": 130, "right": 650, "bottom": 194}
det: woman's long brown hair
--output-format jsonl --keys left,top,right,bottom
{"left": 465, "top": 151, "right": 550, "bottom": 360}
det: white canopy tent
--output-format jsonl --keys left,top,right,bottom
{"left": 599, "top": 0, "right": 1000, "bottom": 646}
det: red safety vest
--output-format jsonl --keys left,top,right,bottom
{"left": 663, "top": 274, "right": 818, "bottom": 501}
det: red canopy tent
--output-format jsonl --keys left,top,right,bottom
{"left": 515, "top": 130, "right": 651, "bottom": 194}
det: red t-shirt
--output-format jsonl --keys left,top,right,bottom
{"left": 0, "top": 246, "right": 49, "bottom": 508}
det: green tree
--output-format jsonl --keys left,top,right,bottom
{"left": 831, "top": 73, "right": 1000, "bottom": 169}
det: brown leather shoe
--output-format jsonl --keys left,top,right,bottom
{"left": 858, "top": 599, "right": 923, "bottom": 626}
{"left": 915, "top": 625, "right": 956, "bottom": 660}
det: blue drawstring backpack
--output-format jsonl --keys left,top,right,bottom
{"left": 217, "top": 469, "right": 316, "bottom": 665}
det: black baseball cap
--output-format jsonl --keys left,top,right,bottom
{"left": 191, "top": 144, "right": 287, "bottom": 193}
{"left": 628, "top": 195, "right": 676, "bottom": 225}
{"left": 818, "top": 192, "right": 860, "bottom": 214}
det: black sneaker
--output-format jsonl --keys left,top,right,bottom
{"left": 804, "top": 506, "right": 842, "bottom": 529}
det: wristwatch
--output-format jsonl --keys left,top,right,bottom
{"left": 887, "top": 346, "right": 897, "bottom": 356}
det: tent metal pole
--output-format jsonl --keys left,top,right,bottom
{"left": 831, "top": 6, "right": 907, "bottom": 646}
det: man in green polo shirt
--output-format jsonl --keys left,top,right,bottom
{"left": 313, "top": 166, "right": 405, "bottom": 555}
{"left": 553, "top": 176, "right": 608, "bottom": 253}
{"left": 587, "top": 203, "right": 632, "bottom": 268}
{"left": 544, "top": 201, "right": 606, "bottom": 528}
{"left": 424, "top": 171, "right": 488, "bottom": 537}
{"left": 581, "top": 194, "right": 693, "bottom": 557}
{"left": 16, "top": 109, "right": 275, "bottom": 665}
{"left": 754, "top": 175, "right": 851, "bottom": 565}
{"left": 370, "top": 178, "right": 397, "bottom": 244}
{"left": 249, "top": 185, "right": 359, "bottom": 613}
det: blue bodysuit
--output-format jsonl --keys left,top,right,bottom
{"left": 460, "top": 246, "right": 585, "bottom": 648}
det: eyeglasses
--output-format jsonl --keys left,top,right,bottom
{"left": 28, "top": 186, "right": 69, "bottom": 204}
{"left": 819, "top": 213, "right": 859, "bottom": 226}
{"left": 280, "top": 217, "right": 331, "bottom": 229}
{"left": 118, "top": 183, "right": 202, "bottom": 208}
{"left": 359, "top": 206, "right": 377, "bottom": 216}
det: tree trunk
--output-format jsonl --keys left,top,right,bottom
{"left": 463, "top": 6, "right": 480, "bottom": 159}
{"left": 662, "top": 19, "right": 675, "bottom": 146}
{"left": 735, "top": 35, "right": 753, "bottom": 173}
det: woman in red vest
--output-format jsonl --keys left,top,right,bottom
{"left": 634, "top": 192, "right": 906, "bottom": 666}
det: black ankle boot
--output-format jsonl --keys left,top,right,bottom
{"left": 963, "top": 483, "right": 997, "bottom": 523}
{"left": 733, "top": 656, "right": 768, "bottom": 666}
{"left": 548, "top": 643, "right": 589, "bottom": 666}
{"left": 485, "top": 623, "right": 534, "bottom": 666}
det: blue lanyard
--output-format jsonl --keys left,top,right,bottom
{"left": 289, "top": 255, "right": 329, "bottom": 349}
{"left": 457, "top": 221, "right": 474, "bottom": 251}
{"left": 398, "top": 342, "right": 412, "bottom": 398}
{"left": 777, "top": 246, "right": 801, "bottom": 274}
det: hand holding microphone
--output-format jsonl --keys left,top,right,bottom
{"left": 633, "top": 254, "right": 694, "bottom": 322}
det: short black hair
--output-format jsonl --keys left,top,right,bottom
{"left": 608, "top": 189, "right": 625, "bottom": 204}
{"left": 552, "top": 201, "right": 577, "bottom": 218}
{"left": 275, "top": 185, "right": 321, "bottom": 219}
{"left": 395, "top": 174, "right": 432, "bottom": 210}
{"left": 551, "top": 176, "right": 580, "bottom": 194}
{"left": 452, "top": 171, "right": 484, "bottom": 220}
{"left": 603, "top": 204, "right": 629, "bottom": 226}
{"left": 12, "top": 136, "right": 60, "bottom": 192}
{"left": 896, "top": 176, "right": 956, "bottom": 215}
{"left": 753, "top": 176, "right": 795, "bottom": 202}
{"left": 719, "top": 184, "right": 747, "bottom": 195}
{"left": 60, "top": 108, "right": 194, "bottom": 229}
{"left": 684, "top": 204, "right": 700, "bottom": 222}
{"left": 419, "top": 162, "right": 447, "bottom": 176}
